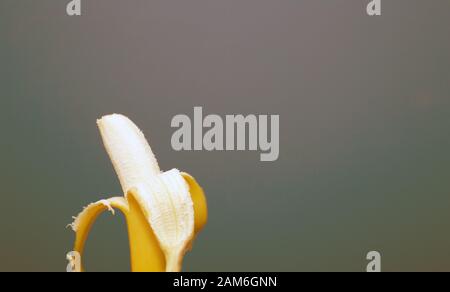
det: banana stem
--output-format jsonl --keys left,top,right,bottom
{"left": 165, "top": 250, "right": 184, "bottom": 272}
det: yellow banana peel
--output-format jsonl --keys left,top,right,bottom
{"left": 68, "top": 114, "right": 208, "bottom": 272}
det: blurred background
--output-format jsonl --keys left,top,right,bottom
{"left": 1, "top": 0, "right": 449, "bottom": 271}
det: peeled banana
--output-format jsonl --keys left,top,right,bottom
{"left": 69, "top": 114, "right": 208, "bottom": 272}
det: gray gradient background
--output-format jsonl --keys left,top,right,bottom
{"left": 1, "top": 0, "right": 449, "bottom": 271}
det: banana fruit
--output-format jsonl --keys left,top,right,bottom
{"left": 69, "top": 114, "right": 208, "bottom": 272}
